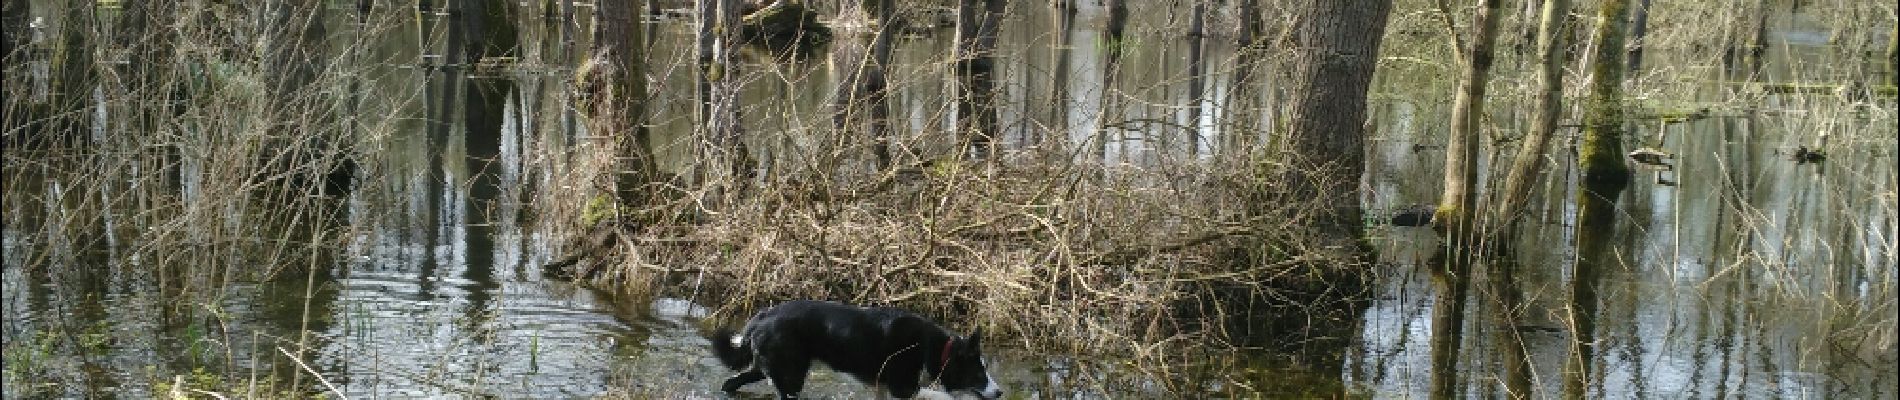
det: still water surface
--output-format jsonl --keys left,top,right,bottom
{"left": 4, "top": 1, "right": 1895, "bottom": 398}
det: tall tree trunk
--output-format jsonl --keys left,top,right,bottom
{"left": 833, "top": 0, "right": 898, "bottom": 169}
{"left": 868, "top": 0, "right": 895, "bottom": 168}
{"left": 1093, "top": 0, "right": 1126, "bottom": 164}
{"left": 1565, "top": 0, "right": 1636, "bottom": 395}
{"left": 1492, "top": 0, "right": 1572, "bottom": 239}
{"left": 695, "top": 0, "right": 715, "bottom": 146}
{"left": 1435, "top": 0, "right": 1505, "bottom": 247}
{"left": 592, "top": 0, "right": 658, "bottom": 210}
{"left": 1430, "top": 8, "right": 1507, "bottom": 387}
{"left": 953, "top": 0, "right": 1005, "bottom": 158}
{"left": 1223, "top": 0, "right": 1262, "bottom": 155}
{"left": 708, "top": 0, "right": 750, "bottom": 185}
{"left": 1185, "top": 1, "right": 1207, "bottom": 155}
{"left": 1624, "top": 0, "right": 1649, "bottom": 75}
{"left": 1046, "top": 0, "right": 1076, "bottom": 148}
{"left": 1486, "top": 3, "right": 1571, "bottom": 397}
{"left": 1275, "top": 0, "right": 1394, "bottom": 250}
{"left": 1579, "top": 0, "right": 1633, "bottom": 189}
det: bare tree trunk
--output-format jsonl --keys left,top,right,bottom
{"left": 1222, "top": 0, "right": 1262, "bottom": 155}
{"left": 1186, "top": 1, "right": 1207, "bottom": 155}
{"left": 1566, "top": 0, "right": 1635, "bottom": 396}
{"left": 1093, "top": 0, "right": 1126, "bottom": 164}
{"left": 1046, "top": 0, "right": 1076, "bottom": 148}
{"left": 1435, "top": 0, "right": 1505, "bottom": 248}
{"left": 1486, "top": 3, "right": 1572, "bottom": 397}
{"left": 591, "top": 0, "right": 658, "bottom": 210}
{"left": 953, "top": 0, "right": 1005, "bottom": 158}
{"left": 1430, "top": 9, "right": 1507, "bottom": 385}
{"left": 709, "top": 0, "right": 750, "bottom": 185}
{"left": 831, "top": 0, "right": 899, "bottom": 169}
{"left": 1275, "top": 0, "right": 1394, "bottom": 249}
{"left": 1492, "top": 0, "right": 1572, "bottom": 239}
{"left": 695, "top": 0, "right": 714, "bottom": 142}
{"left": 1578, "top": 0, "right": 1633, "bottom": 189}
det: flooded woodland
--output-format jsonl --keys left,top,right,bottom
{"left": 2, "top": 0, "right": 1896, "bottom": 398}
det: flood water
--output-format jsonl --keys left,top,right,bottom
{"left": 4, "top": 1, "right": 1896, "bottom": 399}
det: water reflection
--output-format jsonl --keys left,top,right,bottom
{"left": 3, "top": 1, "right": 1895, "bottom": 399}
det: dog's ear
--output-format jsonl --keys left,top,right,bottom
{"left": 965, "top": 327, "right": 983, "bottom": 350}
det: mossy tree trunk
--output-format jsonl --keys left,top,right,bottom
{"left": 1486, "top": 2, "right": 1571, "bottom": 397}
{"left": 1431, "top": 0, "right": 1504, "bottom": 395}
{"left": 1578, "top": 0, "right": 1633, "bottom": 190}
{"left": 1436, "top": 0, "right": 1505, "bottom": 248}
{"left": 1565, "top": 0, "right": 1636, "bottom": 395}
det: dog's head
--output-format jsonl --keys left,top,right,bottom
{"left": 937, "top": 328, "right": 1004, "bottom": 399}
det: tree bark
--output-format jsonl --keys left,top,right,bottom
{"left": 1186, "top": 1, "right": 1207, "bottom": 155}
{"left": 953, "top": 0, "right": 1005, "bottom": 158}
{"left": 709, "top": 0, "right": 750, "bottom": 184}
{"left": 1624, "top": 0, "right": 1649, "bottom": 75}
{"left": 1093, "top": 0, "right": 1126, "bottom": 164}
{"left": 1578, "top": 0, "right": 1633, "bottom": 188}
{"left": 1428, "top": 7, "right": 1505, "bottom": 397}
{"left": 1492, "top": 0, "right": 1570, "bottom": 239}
{"left": 831, "top": 0, "right": 895, "bottom": 169}
{"left": 1275, "top": 0, "right": 1394, "bottom": 249}
{"left": 1435, "top": 0, "right": 1505, "bottom": 247}
{"left": 592, "top": 0, "right": 658, "bottom": 210}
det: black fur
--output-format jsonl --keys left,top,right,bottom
{"left": 708, "top": 300, "right": 1003, "bottom": 399}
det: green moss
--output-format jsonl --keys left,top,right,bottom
{"left": 582, "top": 194, "right": 618, "bottom": 226}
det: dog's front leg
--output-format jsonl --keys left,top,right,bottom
{"left": 722, "top": 369, "right": 766, "bottom": 393}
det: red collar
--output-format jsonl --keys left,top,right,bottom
{"left": 938, "top": 339, "right": 955, "bottom": 373}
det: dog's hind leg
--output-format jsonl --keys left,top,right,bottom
{"left": 721, "top": 369, "right": 765, "bottom": 393}
{"left": 762, "top": 355, "right": 812, "bottom": 399}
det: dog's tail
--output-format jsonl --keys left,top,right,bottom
{"left": 708, "top": 328, "right": 752, "bottom": 370}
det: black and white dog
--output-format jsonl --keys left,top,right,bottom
{"left": 709, "top": 300, "right": 1004, "bottom": 399}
